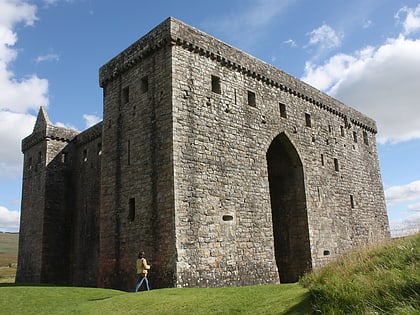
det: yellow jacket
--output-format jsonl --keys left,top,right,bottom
{"left": 136, "top": 258, "right": 150, "bottom": 276}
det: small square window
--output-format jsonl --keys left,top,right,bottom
{"left": 122, "top": 86, "right": 129, "bottom": 104}
{"left": 141, "top": 76, "right": 148, "bottom": 93}
{"left": 211, "top": 75, "right": 221, "bottom": 94}
{"left": 247, "top": 90, "right": 256, "bottom": 107}
{"left": 279, "top": 103, "right": 287, "bottom": 118}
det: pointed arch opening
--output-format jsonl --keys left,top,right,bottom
{"left": 267, "top": 133, "right": 311, "bottom": 282}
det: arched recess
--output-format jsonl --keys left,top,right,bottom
{"left": 266, "top": 133, "right": 311, "bottom": 282}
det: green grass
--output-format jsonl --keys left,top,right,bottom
{"left": 1, "top": 232, "right": 419, "bottom": 314}
{"left": 301, "top": 233, "right": 420, "bottom": 314}
{"left": 0, "top": 284, "right": 310, "bottom": 314}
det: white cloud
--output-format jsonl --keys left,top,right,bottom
{"left": 307, "top": 24, "right": 342, "bottom": 50}
{"left": 0, "top": 111, "right": 35, "bottom": 178}
{"left": 35, "top": 53, "right": 59, "bottom": 63}
{"left": 0, "top": 206, "right": 20, "bottom": 232}
{"left": 396, "top": 3, "right": 420, "bottom": 36}
{"left": 408, "top": 202, "right": 420, "bottom": 211}
{"left": 83, "top": 113, "right": 101, "bottom": 128}
{"left": 385, "top": 180, "right": 420, "bottom": 205}
{"left": 0, "top": 0, "right": 48, "bottom": 114}
{"left": 283, "top": 39, "right": 297, "bottom": 47}
{"left": 301, "top": 4, "right": 420, "bottom": 144}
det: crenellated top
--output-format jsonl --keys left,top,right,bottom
{"left": 99, "top": 17, "right": 377, "bottom": 134}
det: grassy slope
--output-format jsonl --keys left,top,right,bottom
{"left": 301, "top": 233, "right": 420, "bottom": 314}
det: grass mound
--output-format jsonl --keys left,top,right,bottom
{"left": 301, "top": 233, "right": 420, "bottom": 314}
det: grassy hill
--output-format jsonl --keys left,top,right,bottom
{"left": 0, "top": 233, "right": 418, "bottom": 314}
{"left": 0, "top": 232, "right": 18, "bottom": 283}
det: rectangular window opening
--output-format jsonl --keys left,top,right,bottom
{"left": 321, "top": 154, "right": 324, "bottom": 166}
{"left": 350, "top": 195, "right": 355, "bottom": 209}
{"left": 127, "top": 140, "right": 131, "bottom": 165}
{"left": 247, "top": 90, "right": 256, "bottom": 107}
{"left": 279, "top": 103, "right": 287, "bottom": 118}
{"left": 353, "top": 131, "right": 358, "bottom": 143}
{"left": 129, "top": 198, "right": 135, "bottom": 222}
{"left": 61, "top": 152, "right": 67, "bottom": 163}
{"left": 28, "top": 157, "right": 32, "bottom": 170}
{"left": 83, "top": 149, "right": 88, "bottom": 162}
{"left": 334, "top": 158, "right": 339, "bottom": 172}
{"left": 363, "top": 131, "right": 369, "bottom": 145}
{"left": 141, "top": 76, "right": 149, "bottom": 93}
{"left": 211, "top": 75, "right": 221, "bottom": 94}
{"left": 122, "top": 86, "right": 129, "bottom": 104}
{"left": 97, "top": 142, "right": 102, "bottom": 156}
{"left": 305, "top": 113, "right": 312, "bottom": 127}
{"left": 340, "top": 125, "right": 345, "bottom": 137}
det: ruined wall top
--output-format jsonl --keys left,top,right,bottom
{"left": 99, "top": 17, "right": 377, "bottom": 133}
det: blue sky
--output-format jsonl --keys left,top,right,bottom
{"left": 0, "top": 0, "right": 419, "bottom": 236}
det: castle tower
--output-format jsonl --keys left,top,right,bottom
{"left": 16, "top": 107, "right": 79, "bottom": 284}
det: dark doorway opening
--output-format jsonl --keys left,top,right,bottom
{"left": 267, "top": 133, "right": 311, "bottom": 282}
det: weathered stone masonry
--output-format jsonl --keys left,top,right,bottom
{"left": 17, "top": 17, "right": 390, "bottom": 291}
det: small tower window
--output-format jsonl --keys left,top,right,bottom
{"left": 122, "top": 86, "right": 129, "bottom": 104}
{"left": 353, "top": 131, "right": 358, "bottom": 143}
{"left": 97, "top": 142, "right": 102, "bottom": 156}
{"left": 340, "top": 126, "right": 345, "bottom": 137}
{"left": 129, "top": 198, "right": 135, "bottom": 222}
{"left": 350, "top": 195, "right": 355, "bottom": 208}
{"left": 321, "top": 154, "right": 324, "bottom": 166}
{"left": 305, "top": 113, "right": 312, "bottom": 127}
{"left": 211, "top": 75, "right": 221, "bottom": 94}
{"left": 127, "top": 140, "right": 131, "bottom": 165}
{"left": 247, "top": 90, "right": 256, "bottom": 107}
{"left": 363, "top": 131, "right": 369, "bottom": 145}
{"left": 37, "top": 151, "right": 42, "bottom": 163}
{"left": 61, "top": 152, "right": 67, "bottom": 163}
{"left": 334, "top": 158, "right": 339, "bottom": 171}
{"left": 279, "top": 103, "right": 287, "bottom": 118}
{"left": 28, "top": 157, "right": 32, "bottom": 170}
{"left": 83, "top": 149, "right": 88, "bottom": 162}
{"left": 141, "top": 76, "right": 149, "bottom": 93}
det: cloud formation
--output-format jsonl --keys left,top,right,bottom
{"left": 0, "top": 206, "right": 20, "bottom": 232}
{"left": 385, "top": 180, "right": 420, "bottom": 205}
{"left": 0, "top": 0, "right": 48, "bottom": 180}
{"left": 302, "top": 4, "right": 420, "bottom": 144}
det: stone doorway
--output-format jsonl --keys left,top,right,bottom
{"left": 266, "top": 133, "right": 312, "bottom": 282}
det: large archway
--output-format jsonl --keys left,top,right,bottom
{"left": 266, "top": 133, "right": 311, "bottom": 282}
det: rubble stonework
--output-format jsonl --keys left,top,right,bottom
{"left": 16, "top": 17, "right": 390, "bottom": 290}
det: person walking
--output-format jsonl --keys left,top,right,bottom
{"left": 134, "top": 251, "right": 151, "bottom": 292}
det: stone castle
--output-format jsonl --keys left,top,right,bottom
{"left": 16, "top": 17, "right": 390, "bottom": 290}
